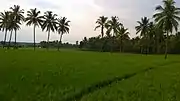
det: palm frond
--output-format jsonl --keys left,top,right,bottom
{"left": 155, "top": 5, "right": 164, "bottom": 11}
{"left": 94, "top": 25, "right": 100, "bottom": 31}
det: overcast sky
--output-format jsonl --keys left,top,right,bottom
{"left": 0, "top": 0, "right": 180, "bottom": 43}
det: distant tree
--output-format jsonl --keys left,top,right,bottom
{"left": 42, "top": 11, "right": 57, "bottom": 50}
{"left": 106, "top": 16, "right": 122, "bottom": 37}
{"left": 57, "top": 17, "right": 70, "bottom": 51}
{"left": 0, "top": 41, "right": 4, "bottom": 46}
{"left": 117, "top": 26, "right": 130, "bottom": 52}
{"left": 135, "top": 17, "right": 150, "bottom": 54}
{"left": 10, "top": 5, "right": 24, "bottom": 49}
{"left": 40, "top": 41, "right": 47, "bottom": 48}
{"left": 135, "top": 17, "right": 150, "bottom": 37}
{"left": 106, "top": 16, "right": 122, "bottom": 52}
{"left": 26, "top": 8, "right": 43, "bottom": 50}
{"left": 95, "top": 16, "right": 108, "bottom": 38}
{"left": 153, "top": 0, "right": 180, "bottom": 59}
{"left": 76, "top": 41, "right": 79, "bottom": 46}
{"left": 147, "top": 22, "right": 155, "bottom": 53}
{"left": 154, "top": 27, "right": 165, "bottom": 53}
{"left": 0, "top": 11, "right": 10, "bottom": 48}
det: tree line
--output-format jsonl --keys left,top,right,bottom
{"left": 1, "top": 0, "right": 180, "bottom": 59}
{"left": 39, "top": 40, "right": 78, "bottom": 49}
{"left": 0, "top": 5, "right": 70, "bottom": 50}
{"left": 79, "top": 0, "right": 180, "bottom": 59}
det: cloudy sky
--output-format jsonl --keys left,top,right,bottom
{"left": 0, "top": 0, "right": 180, "bottom": 43}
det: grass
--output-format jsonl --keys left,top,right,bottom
{"left": 0, "top": 48, "right": 180, "bottom": 101}
{"left": 80, "top": 62, "right": 180, "bottom": 101}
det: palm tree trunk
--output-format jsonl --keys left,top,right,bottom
{"left": 100, "top": 26, "right": 104, "bottom": 52}
{"left": 121, "top": 41, "right": 123, "bottom": 52}
{"left": 8, "top": 30, "right": 13, "bottom": 49}
{"left": 101, "top": 39, "right": 106, "bottom": 52}
{"left": 100, "top": 40, "right": 104, "bottom": 52}
{"left": 3, "top": 29, "right": 7, "bottom": 48}
{"left": 33, "top": 25, "right": 36, "bottom": 51}
{"left": 110, "top": 37, "right": 114, "bottom": 53}
{"left": 58, "top": 33, "right": 63, "bottom": 51}
{"left": 14, "top": 30, "right": 17, "bottom": 49}
{"left": 140, "top": 46, "right": 143, "bottom": 54}
{"left": 156, "top": 36, "right": 159, "bottom": 54}
{"left": 165, "top": 31, "right": 169, "bottom": 59}
{"left": 157, "top": 39, "right": 160, "bottom": 54}
{"left": 140, "top": 36, "right": 143, "bottom": 54}
{"left": 145, "top": 35, "right": 148, "bottom": 55}
{"left": 111, "top": 31, "right": 114, "bottom": 53}
{"left": 146, "top": 46, "right": 148, "bottom": 55}
{"left": 101, "top": 26, "right": 104, "bottom": 38}
{"left": 120, "top": 36, "right": 122, "bottom": 52}
{"left": 146, "top": 40, "right": 148, "bottom": 55}
{"left": 47, "top": 30, "right": 50, "bottom": 50}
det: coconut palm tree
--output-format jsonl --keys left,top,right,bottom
{"left": 10, "top": 5, "right": 24, "bottom": 49}
{"left": 135, "top": 17, "right": 150, "bottom": 54}
{"left": 42, "top": 11, "right": 57, "bottom": 50}
{"left": 106, "top": 16, "right": 122, "bottom": 52}
{"left": 153, "top": 0, "right": 180, "bottom": 59}
{"left": 94, "top": 16, "right": 108, "bottom": 38}
{"left": 135, "top": 17, "right": 150, "bottom": 37}
{"left": 57, "top": 17, "right": 70, "bottom": 51}
{"left": 117, "top": 26, "right": 130, "bottom": 52}
{"left": 106, "top": 16, "right": 122, "bottom": 37}
{"left": 8, "top": 13, "right": 20, "bottom": 49}
{"left": 26, "top": 8, "right": 43, "bottom": 50}
{"left": 0, "top": 11, "right": 10, "bottom": 48}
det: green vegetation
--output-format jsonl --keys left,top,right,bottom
{"left": 81, "top": 62, "right": 180, "bottom": 101}
{"left": 0, "top": 0, "right": 180, "bottom": 59}
{"left": 0, "top": 0, "right": 180, "bottom": 100}
{"left": 0, "top": 49, "right": 180, "bottom": 101}
{"left": 80, "top": 0, "right": 180, "bottom": 59}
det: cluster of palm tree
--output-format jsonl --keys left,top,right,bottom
{"left": 95, "top": 16, "right": 130, "bottom": 52}
{"left": 136, "top": 0, "right": 180, "bottom": 59}
{"left": 94, "top": 0, "right": 180, "bottom": 59}
{"left": 0, "top": 5, "right": 70, "bottom": 50}
{"left": 1, "top": 0, "right": 179, "bottom": 59}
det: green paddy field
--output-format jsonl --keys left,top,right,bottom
{"left": 0, "top": 49, "right": 180, "bottom": 101}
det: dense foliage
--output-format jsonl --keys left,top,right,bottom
{"left": 79, "top": 32, "right": 180, "bottom": 54}
{"left": 39, "top": 40, "right": 77, "bottom": 49}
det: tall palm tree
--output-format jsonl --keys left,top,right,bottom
{"left": 10, "top": 5, "right": 24, "bottom": 49}
{"left": 94, "top": 16, "right": 108, "bottom": 38}
{"left": 135, "top": 17, "right": 150, "bottom": 37}
{"left": 147, "top": 22, "right": 155, "bottom": 53}
{"left": 26, "top": 8, "right": 43, "bottom": 50}
{"left": 135, "top": 17, "right": 150, "bottom": 54}
{"left": 57, "top": 17, "right": 70, "bottom": 51}
{"left": 0, "top": 11, "right": 10, "bottom": 48}
{"left": 42, "top": 11, "right": 57, "bottom": 50}
{"left": 106, "top": 16, "right": 122, "bottom": 37}
{"left": 8, "top": 13, "right": 20, "bottom": 49}
{"left": 153, "top": 0, "right": 180, "bottom": 59}
{"left": 117, "top": 26, "right": 130, "bottom": 52}
{"left": 106, "top": 16, "right": 122, "bottom": 52}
